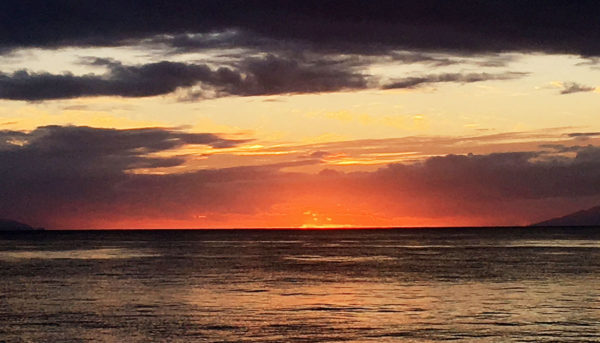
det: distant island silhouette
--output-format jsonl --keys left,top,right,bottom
{"left": 533, "top": 206, "right": 600, "bottom": 227}
{"left": 0, "top": 219, "right": 43, "bottom": 231}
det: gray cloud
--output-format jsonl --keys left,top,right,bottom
{"left": 0, "top": 55, "right": 369, "bottom": 101}
{"left": 218, "top": 54, "right": 368, "bottom": 96}
{"left": 559, "top": 82, "right": 596, "bottom": 95}
{"left": 539, "top": 144, "right": 590, "bottom": 153}
{"left": 567, "top": 132, "right": 600, "bottom": 138}
{"left": 388, "top": 53, "right": 517, "bottom": 68}
{"left": 0, "top": 125, "right": 246, "bottom": 175}
{"left": 307, "top": 151, "right": 332, "bottom": 159}
{"left": 389, "top": 52, "right": 459, "bottom": 66}
{"left": 335, "top": 149, "right": 600, "bottom": 224}
{"left": 576, "top": 57, "right": 600, "bottom": 68}
{"left": 473, "top": 55, "right": 520, "bottom": 68}
{"left": 382, "top": 72, "right": 527, "bottom": 89}
{"left": 0, "top": 61, "right": 214, "bottom": 100}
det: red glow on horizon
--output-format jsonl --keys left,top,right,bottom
{"left": 44, "top": 195, "right": 486, "bottom": 230}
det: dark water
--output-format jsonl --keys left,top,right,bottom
{"left": 1, "top": 228, "right": 599, "bottom": 342}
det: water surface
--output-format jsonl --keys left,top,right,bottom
{"left": 1, "top": 228, "right": 599, "bottom": 342}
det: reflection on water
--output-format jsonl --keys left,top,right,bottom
{"left": 283, "top": 255, "right": 396, "bottom": 262}
{"left": 0, "top": 248, "right": 158, "bottom": 260}
{"left": 0, "top": 228, "right": 599, "bottom": 342}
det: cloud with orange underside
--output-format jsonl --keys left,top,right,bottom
{"left": 3, "top": 125, "right": 600, "bottom": 228}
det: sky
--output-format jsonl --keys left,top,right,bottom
{"left": 1, "top": 1, "right": 600, "bottom": 229}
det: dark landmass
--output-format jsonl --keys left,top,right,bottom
{"left": 533, "top": 206, "right": 600, "bottom": 227}
{"left": 0, "top": 219, "right": 43, "bottom": 231}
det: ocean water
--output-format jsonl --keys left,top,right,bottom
{"left": 0, "top": 228, "right": 599, "bottom": 342}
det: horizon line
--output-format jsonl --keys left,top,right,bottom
{"left": 6, "top": 225, "right": 599, "bottom": 232}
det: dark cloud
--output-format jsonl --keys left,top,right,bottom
{"left": 322, "top": 149, "right": 600, "bottom": 224}
{"left": 0, "top": 125, "right": 246, "bottom": 174}
{"left": 0, "top": 129, "right": 287, "bottom": 227}
{"left": 382, "top": 72, "right": 527, "bottom": 89}
{"left": 371, "top": 151, "right": 600, "bottom": 200}
{"left": 0, "top": 61, "right": 214, "bottom": 100}
{"left": 141, "top": 32, "right": 519, "bottom": 72}
{"left": 141, "top": 30, "right": 281, "bottom": 55}
{"left": 265, "top": 146, "right": 600, "bottom": 220}
{"left": 1, "top": 1, "right": 599, "bottom": 57}
{"left": 0, "top": 55, "right": 368, "bottom": 101}
{"left": 559, "top": 82, "right": 596, "bottom": 95}
{"left": 0, "top": 125, "right": 254, "bottom": 225}
{"left": 217, "top": 54, "right": 368, "bottom": 96}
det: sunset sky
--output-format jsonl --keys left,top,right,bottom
{"left": 2, "top": 1, "right": 600, "bottom": 228}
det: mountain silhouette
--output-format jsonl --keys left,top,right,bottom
{"left": 533, "top": 206, "right": 600, "bottom": 227}
{"left": 0, "top": 219, "right": 41, "bottom": 231}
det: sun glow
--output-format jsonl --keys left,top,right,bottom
{"left": 299, "top": 210, "right": 345, "bottom": 229}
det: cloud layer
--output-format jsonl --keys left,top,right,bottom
{"left": 3, "top": 125, "right": 600, "bottom": 228}
{"left": 0, "top": 56, "right": 531, "bottom": 101}
{"left": 1, "top": 1, "right": 600, "bottom": 56}
{"left": 0, "top": 56, "right": 368, "bottom": 101}
{"left": 0, "top": 125, "right": 246, "bottom": 183}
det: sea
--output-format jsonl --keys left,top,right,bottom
{"left": 0, "top": 227, "right": 599, "bottom": 342}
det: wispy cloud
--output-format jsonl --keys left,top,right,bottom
{"left": 558, "top": 82, "right": 596, "bottom": 95}
{"left": 382, "top": 72, "right": 527, "bottom": 89}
